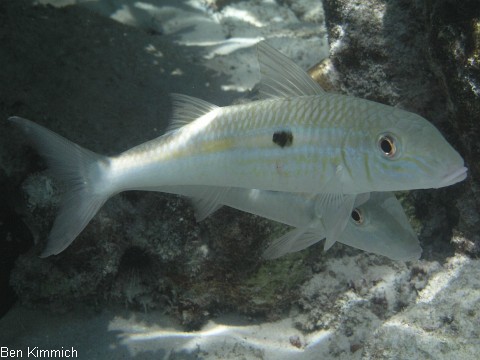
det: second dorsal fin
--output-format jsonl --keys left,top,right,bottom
{"left": 166, "top": 94, "right": 219, "bottom": 134}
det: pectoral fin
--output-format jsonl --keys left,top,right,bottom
{"left": 314, "top": 193, "right": 356, "bottom": 251}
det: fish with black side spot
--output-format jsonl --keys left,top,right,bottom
{"left": 8, "top": 42, "right": 467, "bottom": 256}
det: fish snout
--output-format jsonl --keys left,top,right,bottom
{"left": 436, "top": 166, "right": 468, "bottom": 188}
{"left": 397, "top": 241, "right": 423, "bottom": 261}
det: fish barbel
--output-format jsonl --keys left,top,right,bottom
{"left": 8, "top": 42, "right": 466, "bottom": 256}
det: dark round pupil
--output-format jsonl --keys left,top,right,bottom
{"left": 381, "top": 137, "right": 393, "bottom": 154}
{"left": 351, "top": 209, "right": 361, "bottom": 222}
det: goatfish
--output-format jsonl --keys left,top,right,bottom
{"left": 8, "top": 42, "right": 466, "bottom": 256}
{"left": 161, "top": 186, "right": 422, "bottom": 261}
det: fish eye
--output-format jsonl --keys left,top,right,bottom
{"left": 351, "top": 208, "right": 364, "bottom": 225}
{"left": 377, "top": 134, "right": 397, "bottom": 159}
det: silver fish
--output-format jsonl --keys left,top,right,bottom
{"left": 161, "top": 186, "right": 421, "bottom": 261}
{"left": 8, "top": 42, "right": 466, "bottom": 256}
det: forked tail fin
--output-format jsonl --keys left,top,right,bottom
{"left": 9, "top": 116, "right": 113, "bottom": 257}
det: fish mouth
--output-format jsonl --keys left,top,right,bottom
{"left": 437, "top": 166, "right": 468, "bottom": 188}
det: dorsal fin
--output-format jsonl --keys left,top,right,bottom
{"left": 256, "top": 41, "right": 325, "bottom": 99}
{"left": 166, "top": 94, "right": 219, "bottom": 134}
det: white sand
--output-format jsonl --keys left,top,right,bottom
{"left": 1, "top": 254, "right": 479, "bottom": 359}
{"left": 35, "top": 0, "right": 329, "bottom": 92}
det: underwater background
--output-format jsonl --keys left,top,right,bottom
{"left": 0, "top": 0, "right": 479, "bottom": 359}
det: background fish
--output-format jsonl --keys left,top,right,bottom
{"left": 8, "top": 42, "right": 465, "bottom": 256}
{"left": 161, "top": 186, "right": 421, "bottom": 261}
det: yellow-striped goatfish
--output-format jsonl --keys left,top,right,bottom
{"left": 162, "top": 187, "right": 421, "bottom": 261}
{"left": 8, "top": 42, "right": 466, "bottom": 257}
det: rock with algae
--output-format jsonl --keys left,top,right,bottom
{"left": 424, "top": 0, "right": 480, "bottom": 256}
{"left": 321, "top": 0, "right": 479, "bottom": 258}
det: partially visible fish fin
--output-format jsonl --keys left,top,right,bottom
{"left": 8, "top": 117, "right": 113, "bottom": 257}
{"left": 256, "top": 41, "right": 325, "bottom": 99}
{"left": 147, "top": 185, "right": 227, "bottom": 221}
{"left": 166, "top": 94, "right": 219, "bottom": 134}
{"left": 263, "top": 226, "right": 321, "bottom": 259}
{"left": 314, "top": 193, "right": 356, "bottom": 251}
{"left": 285, "top": 232, "right": 322, "bottom": 254}
{"left": 189, "top": 186, "right": 231, "bottom": 221}
{"left": 354, "top": 192, "right": 370, "bottom": 207}
{"left": 379, "top": 192, "right": 418, "bottom": 239}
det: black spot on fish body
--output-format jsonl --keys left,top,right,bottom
{"left": 272, "top": 130, "right": 293, "bottom": 148}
